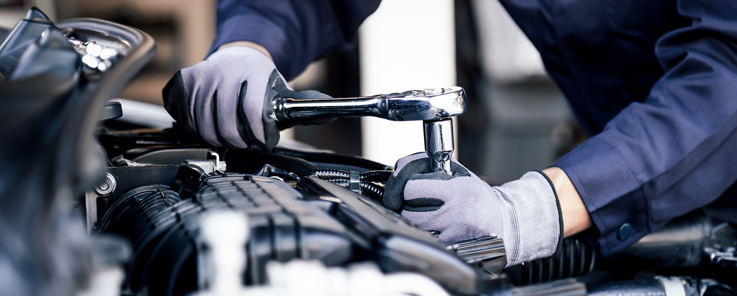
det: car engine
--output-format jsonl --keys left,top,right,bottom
{"left": 1, "top": 9, "right": 736, "bottom": 296}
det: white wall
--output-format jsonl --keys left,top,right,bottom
{"left": 359, "top": 0, "right": 456, "bottom": 166}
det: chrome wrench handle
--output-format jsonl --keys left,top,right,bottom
{"left": 272, "top": 87, "right": 466, "bottom": 123}
{"left": 272, "top": 96, "right": 384, "bottom": 121}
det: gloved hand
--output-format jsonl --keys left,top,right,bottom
{"left": 383, "top": 153, "right": 563, "bottom": 266}
{"left": 162, "top": 46, "right": 331, "bottom": 150}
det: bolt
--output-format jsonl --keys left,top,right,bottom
{"left": 95, "top": 173, "right": 116, "bottom": 196}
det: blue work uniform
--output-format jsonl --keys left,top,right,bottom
{"left": 211, "top": 0, "right": 737, "bottom": 257}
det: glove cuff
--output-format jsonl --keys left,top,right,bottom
{"left": 537, "top": 170, "right": 565, "bottom": 261}
{"left": 497, "top": 171, "right": 562, "bottom": 266}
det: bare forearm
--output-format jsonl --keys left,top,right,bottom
{"left": 542, "top": 167, "right": 592, "bottom": 237}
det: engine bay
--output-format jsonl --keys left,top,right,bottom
{"left": 90, "top": 123, "right": 737, "bottom": 296}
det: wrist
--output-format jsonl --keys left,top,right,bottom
{"left": 541, "top": 167, "right": 592, "bottom": 237}
{"left": 218, "top": 41, "right": 273, "bottom": 60}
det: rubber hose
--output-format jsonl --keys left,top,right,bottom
{"left": 312, "top": 169, "right": 350, "bottom": 180}
{"left": 360, "top": 170, "right": 393, "bottom": 182}
{"left": 312, "top": 169, "right": 393, "bottom": 183}
{"left": 505, "top": 236, "right": 596, "bottom": 285}
{"left": 360, "top": 182, "right": 385, "bottom": 202}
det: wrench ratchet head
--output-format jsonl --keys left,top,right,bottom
{"left": 382, "top": 87, "right": 467, "bottom": 121}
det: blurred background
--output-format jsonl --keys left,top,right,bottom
{"left": 0, "top": 0, "right": 585, "bottom": 183}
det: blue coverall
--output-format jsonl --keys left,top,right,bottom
{"left": 210, "top": 0, "right": 737, "bottom": 257}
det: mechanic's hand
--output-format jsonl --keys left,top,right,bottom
{"left": 162, "top": 46, "right": 331, "bottom": 150}
{"left": 383, "top": 153, "right": 563, "bottom": 266}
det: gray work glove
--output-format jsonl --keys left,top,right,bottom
{"left": 383, "top": 153, "right": 563, "bottom": 266}
{"left": 162, "top": 46, "right": 331, "bottom": 150}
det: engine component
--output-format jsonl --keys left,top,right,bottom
{"left": 311, "top": 169, "right": 392, "bottom": 182}
{"left": 96, "top": 173, "right": 117, "bottom": 196}
{"left": 298, "top": 177, "right": 482, "bottom": 295}
{"left": 586, "top": 277, "right": 737, "bottom": 296}
{"left": 587, "top": 278, "right": 681, "bottom": 296}
{"left": 318, "top": 178, "right": 386, "bottom": 201}
{"left": 67, "top": 38, "right": 120, "bottom": 75}
{"left": 238, "top": 261, "right": 451, "bottom": 296}
{"left": 93, "top": 160, "right": 494, "bottom": 295}
{"left": 704, "top": 222, "right": 737, "bottom": 268}
{"left": 505, "top": 236, "right": 596, "bottom": 286}
{"left": 196, "top": 211, "right": 250, "bottom": 296}
{"left": 509, "top": 279, "right": 587, "bottom": 296}
{"left": 255, "top": 164, "right": 302, "bottom": 182}
{"left": 76, "top": 236, "right": 132, "bottom": 296}
{"left": 0, "top": 8, "right": 154, "bottom": 296}
{"left": 96, "top": 170, "right": 352, "bottom": 296}
{"left": 447, "top": 235, "right": 507, "bottom": 275}
{"left": 311, "top": 169, "right": 390, "bottom": 201}
{"left": 506, "top": 211, "right": 737, "bottom": 287}
{"left": 194, "top": 211, "right": 450, "bottom": 296}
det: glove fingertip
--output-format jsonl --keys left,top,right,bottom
{"left": 235, "top": 80, "right": 267, "bottom": 150}
{"left": 393, "top": 154, "right": 431, "bottom": 176}
{"left": 382, "top": 188, "right": 405, "bottom": 213}
{"left": 162, "top": 71, "right": 200, "bottom": 140}
{"left": 162, "top": 70, "right": 187, "bottom": 116}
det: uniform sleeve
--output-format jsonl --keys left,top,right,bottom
{"left": 211, "top": 0, "right": 381, "bottom": 80}
{"left": 554, "top": 0, "right": 737, "bottom": 257}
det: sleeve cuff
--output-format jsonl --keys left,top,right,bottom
{"left": 209, "top": 13, "right": 294, "bottom": 79}
{"left": 553, "top": 137, "right": 649, "bottom": 257}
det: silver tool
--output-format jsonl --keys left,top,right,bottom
{"left": 272, "top": 87, "right": 467, "bottom": 175}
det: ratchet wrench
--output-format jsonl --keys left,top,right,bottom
{"left": 271, "top": 87, "right": 467, "bottom": 174}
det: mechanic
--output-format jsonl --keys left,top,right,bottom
{"left": 163, "top": 0, "right": 737, "bottom": 268}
